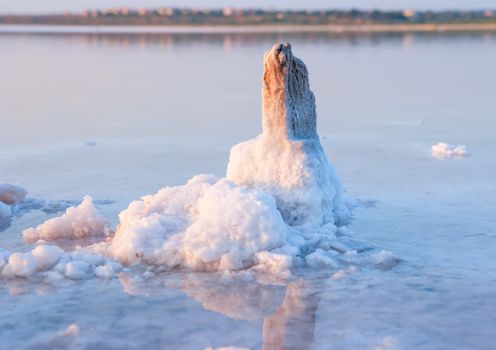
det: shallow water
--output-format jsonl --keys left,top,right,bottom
{"left": 1, "top": 31, "right": 496, "bottom": 349}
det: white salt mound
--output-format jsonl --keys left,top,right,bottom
{"left": 0, "top": 183, "right": 27, "bottom": 205}
{"left": 431, "top": 142, "right": 469, "bottom": 159}
{"left": 110, "top": 175, "right": 291, "bottom": 273}
{"left": 22, "top": 196, "right": 109, "bottom": 242}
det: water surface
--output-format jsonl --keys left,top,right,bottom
{"left": 1, "top": 31, "right": 495, "bottom": 349}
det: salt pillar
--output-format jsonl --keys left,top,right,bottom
{"left": 227, "top": 43, "right": 351, "bottom": 226}
{"left": 262, "top": 43, "right": 317, "bottom": 141}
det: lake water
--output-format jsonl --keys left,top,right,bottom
{"left": 1, "top": 30, "right": 496, "bottom": 349}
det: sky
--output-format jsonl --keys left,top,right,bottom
{"left": 0, "top": 0, "right": 494, "bottom": 14}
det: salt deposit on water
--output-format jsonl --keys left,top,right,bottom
{"left": 1, "top": 243, "right": 123, "bottom": 280}
{"left": 0, "top": 182, "right": 87, "bottom": 232}
{"left": 431, "top": 142, "right": 469, "bottom": 159}
{"left": 0, "top": 183, "right": 27, "bottom": 230}
{"left": 0, "top": 43, "right": 396, "bottom": 283}
{"left": 0, "top": 186, "right": 122, "bottom": 281}
{"left": 105, "top": 43, "right": 364, "bottom": 275}
{"left": 0, "top": 183, "right": 27, "bottom": 205}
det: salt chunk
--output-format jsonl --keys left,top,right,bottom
{"left": 65, "top": 261, "right": 91, "bottom": 280}
{"left": 23, "top": 196, "right": 109, "bottom": 242}
{"left": 370, "top": 250, "right": 400, "bottom": 270}
{"left": 431, "top": 142, "right": 469, "bottom": 159}
{"left": 31, "top": 245, "right": 64, "bottom": 270}
{"left": 3, "top": 252, "right": 38, "bottom": 278}
{"left": 305, "top": 249, "right": 337, "bottom": 268}
{"left": 63, "top": 324, "right": 80, "bottom": 337}
{"left": 0, "top": 183, "right": 27, "bottom": 205}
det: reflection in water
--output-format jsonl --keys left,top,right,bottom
{"left": 402, "top": 33, "right": 414, "bottom": 50}
{"left": 174, "top": 273, "right": 286, "bottom": 321}
{"left": 2, "top": 31, "right": 495, "bottom": 52}
{"left": 118, "top": 271, "right": 327, "bottom": 350}
{"left": 263, "top": 280, "right": 323, "bottom": 350}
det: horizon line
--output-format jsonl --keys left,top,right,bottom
{"left": 1, "top": 7, "right": 496, "bottom": 17}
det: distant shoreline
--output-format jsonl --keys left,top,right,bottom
{"left": 1, "top": 23, "right": 496, "bottom": 34}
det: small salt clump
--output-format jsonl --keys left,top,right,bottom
{"left": 0, "top": 243, "right": 122, "bottom": 281}
{"left": 0, "top": 183, "right": 27, "bottom": 230}
{"left": 431, "top": 142, "right": 469, "bottom": 159}
{"left": 64, "top": 324, "right": 80, "bottom": 337}
{"left": 0, "top": 183, "right": 27, "bottom": 205}
{"left": 22, "top": 196, "right": 109, "bottom": 242}
{"left": 370, "top": 250, "right": 400, "bottom": 270}
{"left": 2, "top": 252, "right": 39, "bottom": 278}
{"left": 305, "top": 249, "right": 338, "bottom": 268}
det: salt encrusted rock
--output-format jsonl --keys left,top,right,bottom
{"left": 227, "top": 43, "right": 351, "bottom": 227}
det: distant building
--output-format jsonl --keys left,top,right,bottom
{"left": 403, "top": 9, "right": 415, "bottom": 18}
{"left": 158, "top": 7, "right": 174, "bottom": 16}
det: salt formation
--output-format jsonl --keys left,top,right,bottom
{"left": 106, "top": 43, "right": 353, "bottom": 274}
{"left": 22, "top": 196, "right": 109, "bottom": 242}
{"left": 227, "top": 43, "right": 351, "bottom": 226}
{"left": 109, "top": 175, "right": 294, "bottom": 273}
{"left": 431, "top": 142, "right": 469, "bottom": 159}
{"left": 0, "top": 44, "right": 400, "bottom": 284}
{"left": 4, "top": 44, "right": 365, "bottom": 278}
